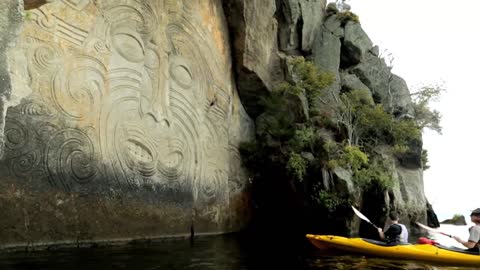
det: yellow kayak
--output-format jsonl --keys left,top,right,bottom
{"left": 306, "top": 234, "right": 480, "bottom": 266}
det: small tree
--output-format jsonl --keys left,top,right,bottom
{"left": 410, "top": 83, "right": 445, "bottom": 134}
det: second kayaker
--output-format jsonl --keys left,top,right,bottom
{"left": 453, "top": 208, "right": 480, "bottom": 253}
{"left": 377, "top": 211, "right": 409, "bottom": 244}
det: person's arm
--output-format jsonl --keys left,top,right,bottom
{"left": 454, "top": 226, "right": 480, "bottom": 249}
{"left": 453, "top": 236, "right": 477, "bottom": 248}
{"left": 378, "top": 227, "right": 385, "bottom": 240}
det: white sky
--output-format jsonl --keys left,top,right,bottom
{"left": 348, "top": 0, "right": 480, "bottom": 221}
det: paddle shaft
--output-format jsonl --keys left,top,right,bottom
{"left": 351, "top": 206, "right": 379, "bottom": 229}
{"left": 416, "top": 222, "right": 452, "bottom": 238}
{"left": 440, "top": 232, "right": 453, "bottom": 238}
{"left": 366, "top": 220, "right": 379, "bottom": 230}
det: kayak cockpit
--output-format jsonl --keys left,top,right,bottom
{"left": 361, "top": 238, "right": 411, "bottom": 246}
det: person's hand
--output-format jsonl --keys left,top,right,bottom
{"left": 453, "top": 236, "right": 462, "bottom": 243}
{"left": 377, "top": 228, "right": 383, "bottom": 233}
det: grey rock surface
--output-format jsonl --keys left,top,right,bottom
{"left": 343, "top": 21, "right": 373, "bottom": 66}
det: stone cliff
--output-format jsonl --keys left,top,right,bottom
{"left": 0, "top": 0, "right": 437, "bottom": 249}
{"left": 222, "top": 1, "right": 438, "bottom": 240}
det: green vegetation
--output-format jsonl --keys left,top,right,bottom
{"left": 314, "top": 190, "right": 343, "bottom": 212}
{"left": 337, "top": 11, "right": 360, "bottom": 24}
{"left": 22, "top": 10, "right": 35, "bottom": 21}
{"left": 453, "top": 214, "right": 463, "bottom": 220}
{"left": 354, "top": 159, "right": 395, "bottom": 190}
{"left": 326, "top": 2, "right": 360, "bottom": 24}
{"left": 335, "top": 88, "right": 422, "bottom": 150}
{"left": 421, "top": 149, "right": 430, "bottom": 170}
{"left": 286, "top": 152, "right": 307, "bottom": 182}
{"left": 240, "top": 57, "right": 442, "bottom": 211}
{"left": 325, "top": 143, "right": 368, "bottom": 172}
{"left": 410, "top": 83, "right": 444, "bottom": 135}
{"left": 287, "top": 58, "right": 336, "bottom": 116}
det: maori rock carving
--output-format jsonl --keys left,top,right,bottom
{"left": 2, "top": 0, "right": 253, "bottom": 236}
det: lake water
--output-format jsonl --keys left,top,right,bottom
{"left": 0, "top": 225, "right": 477, "bottom": 270}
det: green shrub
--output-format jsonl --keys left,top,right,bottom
{"left": 354, "top": 160, "right": 394, "bottom": 190}
{"left": 286, "top": 152, "right": 308, "bottom": 182}
{"left": 240, "top": 57, "right": 335, "bottom": 184}
{"left": 326, "top": 143, "right": 369, "bottom": 172}
{"left": 343, "top": 145, "right": 369, "bottom": 171}
{"left": 290, "top": 126, "right": 317, "bottom": 152}
{"left": 411, "top": 83, "right": 444, "bottom": 134}
{"left": 289, "top": 58, "right": 335, "bottom": 107}
{"left": 453, "top": 214, "right": 463, "bottom": 219}
{"left": 337, "top": 11, "right": 360, "bottom": 24}
{"left": 392, "top": 119, "right": 421, "bottom": 147}
{"left": 421, "top": 149, "right": 430, "bottom": 170}
{"left": 393, "top": 144, "right": 409, "bottom": 155}
{"left": 336, "top": 88, "right": 422, "bottom": 153}
{"left": 316, "top": 190, "right": 342, "bottom": 212}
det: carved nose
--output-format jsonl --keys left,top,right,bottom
{"left": 144, "top": 109, "right": 171, "bottom": 130}
{"left": 144, "top": 107, "right": 161, "bottom": 123}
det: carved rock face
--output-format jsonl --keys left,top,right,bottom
{"left": 1, "top": 0, "right": 253, "bottom": 243}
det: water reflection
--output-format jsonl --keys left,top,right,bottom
{"left": 308, "top": 254, "right": 476, "bottom": 270}
{"left": 0, "top": 234, "right": 477, "bottom": 270}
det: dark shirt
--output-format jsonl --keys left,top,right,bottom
{"left": 384, "top": 224, "right": 402, "bottom": 245}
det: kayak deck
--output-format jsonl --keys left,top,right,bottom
{"left": 306, "top": 234, "right": 480, "bottom": 266}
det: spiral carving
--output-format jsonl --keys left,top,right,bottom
{"left": 11, "top": 151, "right": 38, "bottom": 178}
{"left": 45, "top": 129, "right": 99, "bottom": 190}
{"left": 200, "top": 168, "right": 227, "bottom": 202}
{"left": 33, "top": 45, "right": 59, "bottom": 70}
{"left": 52, "top": 56, "right": 106, "bottom": 119}
{"left": 4, "top": 117, "right": 29, "bottom": 152}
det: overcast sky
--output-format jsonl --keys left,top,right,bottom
{"left": 349, "top": 0, "right": 480, "bottom": 221}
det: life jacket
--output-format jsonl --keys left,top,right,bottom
{"left": 385, "top": 224, "right": 402, "bottom": 244}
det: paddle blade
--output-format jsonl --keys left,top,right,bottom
{"left": 351, "top": 206, "right": 371, "bottom": 223}
{"left": 416, "top": 222, "right": 452, "bottom": 238}
{"left": 416, "top": 222, "right": 435, "bottom": 231}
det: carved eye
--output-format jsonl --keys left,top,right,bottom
{"left": 171, "top": 65, "right": 192, "bottom": 87}
{"left": 144, "top": 48, "right": 160, "bottom": 69}
{"left": 169, "top": 56, "right": 193, "bottom": 89}
{"left": 112, "top": 26, "right": 145, "bottom": 63}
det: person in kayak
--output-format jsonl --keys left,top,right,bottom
{"left": 453, "top": 208, "right": 480, "bottom": 252}
{"left": 377, "top": 211, "right": 409, "bottom": 244}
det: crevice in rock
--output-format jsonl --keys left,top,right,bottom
{"left": 340, "top": 38, "right": 360, "bottom": 69}
{"left": 426, "top": 202, "right": 440, "bottom": 228}
{"left": 296, "top": 12, "right": 304, "bottom": 55}
{"left": 221, "top": 0, "right": 272, "bottom": 118}
{"left": 24, "top": 0, "right": 51, "bottom": 10}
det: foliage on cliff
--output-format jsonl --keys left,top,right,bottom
{"left": 410, "top": 83, "right": 444, "bottom": 135}
{"left": 240, "top": 57, "right": 442, "bottom": 210}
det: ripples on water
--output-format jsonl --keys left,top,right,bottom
{"left": 0, "top": 232, "right": 476, "bottom": 270}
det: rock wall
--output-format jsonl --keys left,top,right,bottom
{"left": 310, "top": 6, "right": 430, "bottom": 237}
{"left": 224, "top": 1, "right": 437, "bottom": 239}
{"left": 222, "top": 0, "right": 326, "bottom": 117}
{"left": 0, "top": 0, "right": 253, "bottom": 248}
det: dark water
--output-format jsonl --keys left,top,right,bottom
{"left": 0, "top": 234, "right": 476, "bottom": 270}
